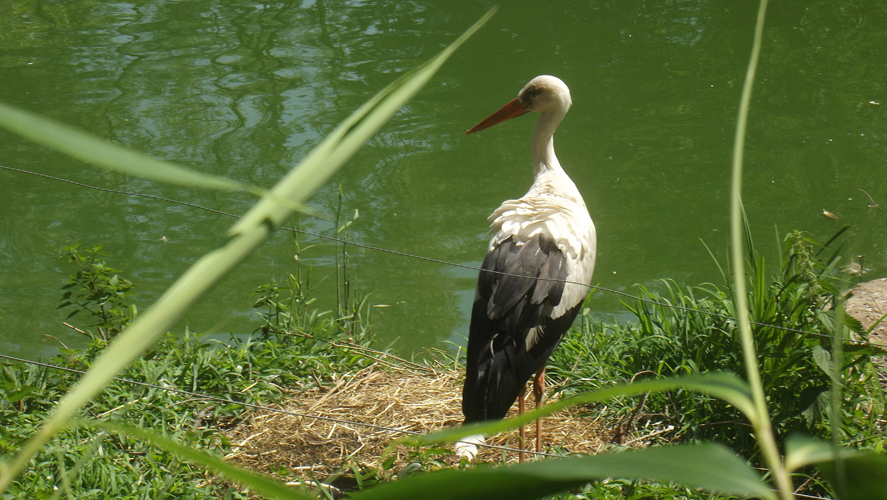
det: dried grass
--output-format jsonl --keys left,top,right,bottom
{"left": 222, "top": 362, "right": 620, "bottom": 483}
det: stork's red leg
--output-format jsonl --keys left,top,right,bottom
{"left": 533, "top": 365, "right": 546, "bottom": 453}
{"left": 518, "top": 383, "right": 527, "bottom": 462}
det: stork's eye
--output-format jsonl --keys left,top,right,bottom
{"left": 521, "top": 86, "right": 542, "bottom": 102}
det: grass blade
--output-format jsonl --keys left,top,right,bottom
{"left": 397, "top": 372, "right": 755, "bottom": 449}
{"left": 786, "top": 437, "right": 887, "bottom": 499}
{"left": 816, "top": 451, "right": 887, "bottom": 499}
{"left": 0, "top": 102, "right": 250, "bottom": 193}
{"left": 87, "top": 420, "right": 314, "bottom": 500}
{"left": 357, "top": 444, "right": 774, "bottom": 500}
{"left": 785, "top": 436, "right": 838, "bottom": 472}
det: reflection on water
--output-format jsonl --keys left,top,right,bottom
{"left": 1, "top": 1, "right": 885, "bottom": 358}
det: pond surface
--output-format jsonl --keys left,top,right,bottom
{"left": 1, "top": 1, "right": 886, "bottom": 359}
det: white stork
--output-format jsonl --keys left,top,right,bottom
{"left": 456, "top": 75, "right": 596, "bottom": 461}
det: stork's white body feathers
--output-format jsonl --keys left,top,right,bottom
{"left": 489, "top": 176, "right": 596, "bottom": 326}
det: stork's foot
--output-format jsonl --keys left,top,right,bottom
{"left": 454, "top": 434, "right": 485, "bottom": 461}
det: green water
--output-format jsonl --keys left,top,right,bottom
{"left": 1, "top": 1, "right": 885, "bottom": 359}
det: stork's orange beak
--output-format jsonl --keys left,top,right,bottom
{"left": 466, "top": 98, "right": 530, "bottom": 135}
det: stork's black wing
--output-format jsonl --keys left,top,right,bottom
{"left": 462, "top": 233, "right": 583, "bottom": 424}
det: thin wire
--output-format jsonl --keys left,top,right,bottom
{"left": 0, "top": 165, "right": 853, "bottom": 494}
{"left": 791, "top": 494, "right": 831, "bottom": 500}
{"left": 0, "top": 165, "right": 870, "bottom": 346}
{"left": 0, "top": 352, "right": 560, "bottom": 458}
{"left": 275, "top": 327, "right": 436, "bottom": 374}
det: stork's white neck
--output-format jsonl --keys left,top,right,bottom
{"left": 531, "top": 106, "right": 567, "bottom": 177}
{"left": 526, "top": 105, "right": 586, "bottom": 205}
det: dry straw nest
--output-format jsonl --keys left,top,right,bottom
{"left": 222, "top": 358, "right": 628, "bottom": 486}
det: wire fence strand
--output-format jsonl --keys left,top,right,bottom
{"left": 0, "top": 163, "right": 860, "bottom": 497}
{"left": 0, "top": 164, "right": 874, "bottom": 347}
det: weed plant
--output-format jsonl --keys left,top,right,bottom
{"left": 58, "top": 244, "right": 136, "bottom": 342}
{"left": 548, "top": 229, "right": 886, "bottom": 458}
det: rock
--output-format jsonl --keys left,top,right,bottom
{"left": 845, "top": 277, "right": 887, "bottom": 347}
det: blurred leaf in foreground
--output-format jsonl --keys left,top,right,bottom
{"left": 355, "top": 444, "right": 774, "bottom": 500}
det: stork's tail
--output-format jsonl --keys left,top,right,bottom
{"left": 454, "top": 434, "right": 485, "bottom": 460}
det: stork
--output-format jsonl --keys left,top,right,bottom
{"left": 456, "top": 75, "right": 596, "bottom": 461}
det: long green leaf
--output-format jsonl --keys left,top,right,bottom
{"left": 86, "top": 420, "right": 313, "bottom": 500}
{"left": 817, "top": 451, "right": 887, "bottom": 500}
{"left": 0, "top": 102, "right": 318, "bottom": 215}
{"left": 0, "top": 102, "right": 250, "bottom": 192}
{"left": 397, "top": 372, "right": 755, "bottom": 449}
{"left": 786, "top": 437, "right": 887, "bottom": 500}
{"left": 0, "top": 10, "right": 496, "bottom": 492}
{"left": 357, "top": 444, "right": 774, "bottom": 500}
{"left": 785, "top": 436, "right": 841, "bottom": 472}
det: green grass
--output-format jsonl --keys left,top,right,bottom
{"left": 0, "top": 245, "right": 375, "bottom": 498}
{"left": 545, "top": 228, "right": 886, "bottom": 494}
{"left": 2, "top": 231, "right": 884, "bottom": 499}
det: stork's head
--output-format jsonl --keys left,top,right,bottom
{"left": 517, "top": 75, "right": 572, "bottom": 115}
{"left": 466, "top": 75, "right": 572, "bottom": 135}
